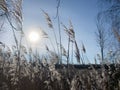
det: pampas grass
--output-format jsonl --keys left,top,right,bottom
{"left": 0, "top": 0, "right": 120, "bottom": 90}
{"left": 0, "top": 42, "right": 120, "bottom": 90}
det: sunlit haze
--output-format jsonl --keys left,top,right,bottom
{"left": 29, "top": 31, "right": 40, "bottom": 43}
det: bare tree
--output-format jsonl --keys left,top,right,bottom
{"left": 98, "top": 0, "right": 120, "bottom": 48}
{"left": 96, "top": 0, "right": 120, "bottom": 63}
{"left": 95, "top": 17, "right": 107, "bottom": 62}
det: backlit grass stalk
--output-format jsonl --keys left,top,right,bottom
{"left": 55, "top": 0, "right": 62, "bottom": 64}
{"left": 52, "top": 28, "right": 60, "bottom": 54}
{"left": 74, "top": 40, "right": 81, "bottom": 64}
{"left": 5, "top": 1, "right": 23, "bottom": 88}
{"left": 42, "top": 10, "right": 60, "bottom": 55}
{"left": 67, "top": 36, "right": 70, "bottom": 65}
{"left": 71, "top": 42, "right": 74, "bottom": 64}
{"left": 42, "top": 30, "right": 57, "bottom": 53}
{"left": 57, "top": 14, "right": 62, "bottom": 64}
{"left": 48, "top": 37, "right": 56, "bottom": 53}
{"left": 5, "top": 13, "right": 18, "bottom": 50}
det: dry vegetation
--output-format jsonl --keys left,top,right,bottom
{"left": 0, "top": 46, "right": 120, "bottom": 90}
{"left": 0, "top": 0, "right": 120, "bottom": 90}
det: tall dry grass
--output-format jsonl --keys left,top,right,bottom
{"left": 0, "top": 44, "right": 120, "bottom": 90}
{"left": 0, "top": 0, "right": 120, "bottom": 90}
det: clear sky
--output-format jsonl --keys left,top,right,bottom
{"left": 22, "top": 0, "right": 100, "bottom": 63}
{"left": 0, "top": 0, "right": 101, "bottom": 63}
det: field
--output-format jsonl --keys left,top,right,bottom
{"left": 0, "top": 48, "right": 120, "bottom": 90}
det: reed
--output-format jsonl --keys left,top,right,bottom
{"left": 0, "top": 0, "right": 120, "bottom": 90}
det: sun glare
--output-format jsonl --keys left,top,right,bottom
{"left": 29, "top": 31, "right": 40, "bottom": 43}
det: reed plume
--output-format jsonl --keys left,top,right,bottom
{"left": 74, "top": 40, "right": 80, "bottom": 63}
{"left": 0, "top": 0, "right": 8, "bottom": 12}
{"left": 42, "top": 10, "right": 53, "bottom": 28}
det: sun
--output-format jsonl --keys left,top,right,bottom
{"left": 28, "top": 31, "right": 40, "bottom": 43}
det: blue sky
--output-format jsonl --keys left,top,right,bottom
{"left": 22, "top": 0, "right": 100, "bottom": 63}
{"left": 0, "top": 0, "right": 101, "bottom": 63}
